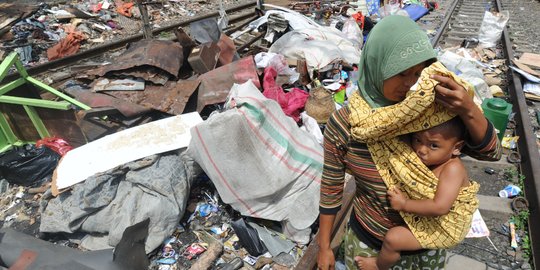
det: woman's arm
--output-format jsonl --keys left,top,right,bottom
{"left": 318, "top": 214, "right": 337, "bottom": 270}
{"left": 318, "top": 109, "right": 349, "bottom": 270}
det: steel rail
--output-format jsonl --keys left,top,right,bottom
{"left": 431, "top": 0, "right": 460, "bottom": 46}
{"left": 4, "top": 1, "right": 257, "bottom": 82}
{"left": 495, "top": 0, "right": 540, "bottom": 266}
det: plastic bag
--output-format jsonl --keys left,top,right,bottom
{"left": 231, "top": 218, "right": 268, "bottom": 256}
{"left": 478, "top": 11, "right": 509, "bottom": 48}
{"left": 36, "top": 136, "right": 73, "bottom": 156}
{"left": 439, "top": 51, "right": 492, "bottom": 101}
{"left": 378, "top": 2, "right": 402, "bottom": 18}
{"left": 0, "top": 144, "right": 60, "bottom": 186}
{"left": 267, "top": 54, "right": 300, "bottom": 84}
{"left": 341, "top": 17, "right": 363, "bottom": 48}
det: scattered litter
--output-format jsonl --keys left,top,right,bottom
{"left": 499, "top": 184, "right": 522, "bottom": 198}
{"left": 502, "top": 136, "right": 519, "bottom": 149}
{"left": 484, "top": 167, "right": 496, "bottom": 175}
{"left": 183, "top": 243, "right": 206, "bottom": 260}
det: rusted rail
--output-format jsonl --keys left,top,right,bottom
{"left": 496, "top": 0, "right": 540, "bottom": 266}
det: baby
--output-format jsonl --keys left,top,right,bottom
{"left": 357, "top": 117, "right": 478, "bottom": 270}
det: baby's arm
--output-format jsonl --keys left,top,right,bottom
{"left": 388, "top": 161, "right": 467, "bottom": 217}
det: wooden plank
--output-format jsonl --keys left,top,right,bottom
{"left": 525, "top": 93, "right": 540, "bottom": 102}
{"left": 519, "top": 53, "right": 540, "bottom": 69}
{"left": 295, "top": 176, "right": 356, "bottom": 270}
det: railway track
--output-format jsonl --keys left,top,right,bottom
{"left": 435, "top": 0, "right": 539, "bottom": 269}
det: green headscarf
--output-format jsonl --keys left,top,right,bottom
{"left": 358, "top": 15, "right": 437, "bottom": 108}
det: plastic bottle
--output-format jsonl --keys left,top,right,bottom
{"left": 481, "top": 98, "right": 512, "bottom": 141}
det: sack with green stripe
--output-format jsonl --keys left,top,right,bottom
{"left": 188, "top": 80, "right": 322, "bottom": 243}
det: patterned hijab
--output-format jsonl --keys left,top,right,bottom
{"left": 358, "top": 15, "right": 436, "bottom": 108}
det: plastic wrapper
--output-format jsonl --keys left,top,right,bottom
{"left": 478, "top": 11, "right": 510, "bottom": 48}
{"left": 230, "top": 218, "right": 267, "bottom": 256}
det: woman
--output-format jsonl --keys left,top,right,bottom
{"left": 317, "top": 15, "right": 501, "bottom": 270}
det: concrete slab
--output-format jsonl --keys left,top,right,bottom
{"left": 461, "top": 155, "right": 516, "bottom": 197}
{"left": 478, "top": 194, "right": 514, "bottom": 214}
{"left": 446, "top": 252, "right": 496, "bottom": 270}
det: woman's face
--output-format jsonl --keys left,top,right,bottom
{"left": 382, "top": 62, "right": 427, "bottom": 102}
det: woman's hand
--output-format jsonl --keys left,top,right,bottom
{"left": 431, "top": 74, "right": 476, "bottom": 116}
{"left": 317, "top": 247, "right": 335, "bottom": 270}
{"left": 388, "top": 187, "right": 407, "bottom": 211}
{"left": 431, "top": 74, "right": 489, "bottom": 145}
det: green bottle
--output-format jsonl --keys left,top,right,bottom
{"left": 481, "top": 98, "right": 513, "bottom": 141}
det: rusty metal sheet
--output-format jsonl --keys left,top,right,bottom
{"left": 38, "top": 108, "right": 88, "bottom": 147}
{"left": 197, "top": 56, "right": 260, "bottom": 111}
{"left": 88, "top": 39, "right": 183, "bottom": 79}
{"left": 64, "top": 87, "right": 151, "bottom": 117}
{"left": 0, "top": 86, "right": 87, "bottom": 147}
{"left": 217, "top": 34, "right": 238, "bottom": 66}
{"left": 174, "top": 27, "right": 198, "bottom": 80}
{"left": 103, "top": 79, "right": 200, "bottom": 115}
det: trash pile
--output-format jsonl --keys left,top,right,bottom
{"left": 0, "top": 0, "right": 251, "bottom": 66}
{"left": 2, "top": 1, "right": 534, "bottom": 270}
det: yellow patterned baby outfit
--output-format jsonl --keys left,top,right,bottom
{"left": 349, "top": 62, "right": 479, "bottom": 249}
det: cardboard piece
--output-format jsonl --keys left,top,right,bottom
{"left": 512, "top": 59, "right": 540, "bottom": 76}
{"left": 519, "top": 53, "right": 540, "bottom": 69}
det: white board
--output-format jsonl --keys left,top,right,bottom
{"left": 52, "top": 112, "right": 203, "bottom": 193}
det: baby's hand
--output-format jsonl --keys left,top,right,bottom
{"left": 388, "top": 187, "right": 407, "bottom": 211}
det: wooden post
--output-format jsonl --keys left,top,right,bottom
{"left": 135, "top": 0, "right": 153, "bottom": 39}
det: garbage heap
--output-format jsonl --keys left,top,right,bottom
{"left": 0, "top": 0, "right": 250, "bottom": 65}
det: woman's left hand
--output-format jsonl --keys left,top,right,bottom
{"left": 431, "top": 74, "right": 475, "bottom": 116}
{"left": 431, "top": 74, "right": 489, "bottom": 145}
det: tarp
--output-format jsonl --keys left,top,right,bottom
{"left": 187, "top": 80, "right": 322, "bottom": 236}
{"left": 40, "top": 151, "right": 196, "bottom": 254}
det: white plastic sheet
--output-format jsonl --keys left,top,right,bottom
{"left": 341, "top": 17, "right": 363, "bottom": 48}
{"left": 269, "top": 28, "right": 361, "bottom": 69}
{"left": 439, "top": 51, "right": 492, "bottom": 102}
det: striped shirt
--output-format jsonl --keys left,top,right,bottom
{"left": 320, "top": 106, "right": 502, "bottom": 241}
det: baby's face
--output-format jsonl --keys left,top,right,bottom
{"left": 411, "top": 129, "right": 461, "bottom": 167}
